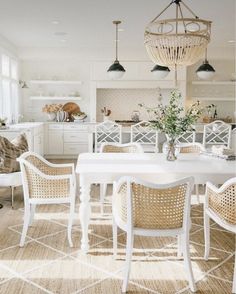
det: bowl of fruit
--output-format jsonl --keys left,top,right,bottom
{"left": 72, "top": 112, "right": 87, "bottom": 122}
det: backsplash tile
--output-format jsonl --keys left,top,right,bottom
{"left": 96, "top": 88, "right": 172, "bottom": 122}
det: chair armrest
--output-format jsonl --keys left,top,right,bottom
{"left": 206, "top": 180, "right": 236, "bottom": 225}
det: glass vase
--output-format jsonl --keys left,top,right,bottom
{"left": 47, "top": 112, "right": 56, "bottom": 121}
{"left": 163, "top": 138, "right": 180, "bottom": 161}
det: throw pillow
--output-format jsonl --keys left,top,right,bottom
{"left": 0, "top": 133, "right": 28, "bottom": 173}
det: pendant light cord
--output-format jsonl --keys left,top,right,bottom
{"left": 205, "top": 47, "right": 208, "bottom": 62}
{"left": 115, "top": 22, "right": 118, "bottom": 61}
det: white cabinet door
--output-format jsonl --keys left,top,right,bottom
{"left": 48, "top": 131, "right": 63, "bottom": 155}
{"left": 34, "top": 133, "right": 44, "bottom": 155}
{"left": 64, "top": 143, "right": 88, "bottom": 155}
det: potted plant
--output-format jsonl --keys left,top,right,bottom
{"left": 42, "top": 104, "right": 63, "bottom": 121}
{"left": 140, "top": 90, "right": 202, "bottom": 161}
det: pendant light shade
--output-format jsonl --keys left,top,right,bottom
{"left": 151, "top": 64, "right": 170, "bottom": 79}
{"left": 107, "top": 21, "right": 125, "bottom": 80}
{"left": 196, "top": 49, "right": 215, "bottom": 80}
{"left": 107, "top": 60, "right": 125, "bottom": 80}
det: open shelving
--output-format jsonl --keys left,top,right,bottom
{"left": 192, "top": 80, "right": 235, "bottom": 85}
{"left": 29, "top": 80, "right": 83, "bottom": 85}
{"left": 191, "top": 96, "right": 235, "bottom": 101}
{"left": 30, "top": 96, "right": 82, "bottom": 101}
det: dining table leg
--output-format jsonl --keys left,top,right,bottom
{"left": 79, "top": 174, "right": 91, "bottom": 253}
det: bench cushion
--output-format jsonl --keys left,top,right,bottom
{"left": 0, "top": 172, "right": 22, "bottom": 187}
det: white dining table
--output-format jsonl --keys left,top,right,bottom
{"left": 76, "top": 152, "right": 236, "bottom": 252}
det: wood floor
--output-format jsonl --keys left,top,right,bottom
{"left": 0, "top": 165, "right": 235, "bottom": 293}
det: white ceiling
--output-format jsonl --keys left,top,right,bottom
{"left": 0, "top": 0, "right": 234, "bottom": 58}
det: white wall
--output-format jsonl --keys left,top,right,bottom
{"left": 187, "top": 59, "right": 236, "bottom": 120}
{"left": 20, "top": 59, "right": 91, "bottom": 121}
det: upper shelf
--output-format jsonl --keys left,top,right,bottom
{"left": 30, "top": 96, "right": 82, "bottom": 101}
{"left": 191, "top": 96, "right": 235, "bottom": 101}
{"left": 192, "top": 81, "right": 235, "bottom": 85}
{"left": 29, "top": 80, "right": 83, "bottom": 85}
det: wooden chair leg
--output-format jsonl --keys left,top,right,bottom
{"left": 20, "top": 205, "right": 30, "bottom": 247}
{"left": 204, "top": 212, "right": 210, "bottom": 260}
{"left": 122, "top": 233, "right": 134, "bottom": 293}
{"left": 182, "top": 232, "right": 197, "bottom": 292}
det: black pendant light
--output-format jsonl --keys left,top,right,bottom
{"left": 196, "top": 48, "right": 215, "bottom": 80}
{"left": 107, "top": 21, "right": 125, "bottom": 80}
{"left": 151, "top": 64, "right": 170, "bottom": 79}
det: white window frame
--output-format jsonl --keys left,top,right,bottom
{"left": 0, "top": 51, "right": 19, "bottom": 123}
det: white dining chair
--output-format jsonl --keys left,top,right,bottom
{"left": 17, "top": 151, "right": 76, "bottom": 247}
{"left": 204, "top": 177, "right": 236, "bottom": 294}
{"left": 203, "top": 120, "right": 231, "bottom": 148}
{"left": 179, "top": 142, "right": 205, "bottom": 154}
{"left": 131, "top": 121, "right": 159, "bottom": 153}
{"left": 176, "top": 131, "right": 196, "bottom": 144}
{"left": 179, "top": 143, "right": 205, "bottom": 204}
{"left": 99, "top": 143, "right": 143, "bottom": 211}
{"left": 95, "top": 120, "right": 122, "bottom": 153}
{"left": 112, "top": 176, "right": 196, "bottom": 293}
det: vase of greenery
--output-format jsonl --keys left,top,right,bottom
{"left": 140, "top": 90, "right": 202, "bottom": 161}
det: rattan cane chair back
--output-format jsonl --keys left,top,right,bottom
{"left": 207, "top": 183, "right": 236, "bottom": 225}
{"left": 115, "top": 178, "right": 193, "bottom": 230}
{"left": 100, "top": 143, "right": 143, "bottom": 153}
{"left": 179, "top": 143, "right": 204, "bottom": 154}
{"left": 20, "top": 153, "right": 73, "bottom": 199}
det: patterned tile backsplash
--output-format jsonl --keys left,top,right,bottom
{"left": 96, "top": 88, "right": 172, "bottom": 122}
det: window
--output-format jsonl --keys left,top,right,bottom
{"left": 2, "top": 79, "right": 10, "bottom": 119}
{"left": 11, "top": 60, "right": 18, "bottom": 80}
{"left": 0, "top": 53, "right": 19, "bottom": 123}
{"left": 2, "top": 54, "right": 10, "bottom": 77}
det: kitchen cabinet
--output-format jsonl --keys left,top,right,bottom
{"left": 48, "top": 131, "right": 63, "bottom": 155}
{"left": 45, "top": 123, "right": 91, "bottom": 157}
{"left": 0, "top": 123, "right": 44, "bottom": 154}
{"left": 47, "top": 124, "right": 64, "bottom": 155}
{"left": 63, "top": 124, "right": 89, "bottom": 156}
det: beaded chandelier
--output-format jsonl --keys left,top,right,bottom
{"left": 144, "top": 0, "right": 212, "bottom": 67}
